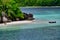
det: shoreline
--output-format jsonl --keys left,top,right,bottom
{"left": 0, "top": 20, "right": 33, "bottom": 26}
{"left": 20, "top": 6, "right": 60, "bottom": 8}
{"left": 0, "top": 20, "right": 33, "bottom": 31}
{"left": 0, "top": 20, "right": 60, "bottom": 31}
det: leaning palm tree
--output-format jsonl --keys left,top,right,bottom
{"left": 0, "top": 0, "right": 24, "bottom": 23}
{"left": 0, "top": 0, "right": 9, "bottom": 23}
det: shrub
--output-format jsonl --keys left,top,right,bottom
{"left": 0, "top": 0, "right": 24, "bottom": 21}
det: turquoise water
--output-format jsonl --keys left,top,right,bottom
{"left": 0, "top": 8, "right": 60, "bottom": 40}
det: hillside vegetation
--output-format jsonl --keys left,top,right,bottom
{"left": 15, "top": 0, "right": 60, "bottom": 6}
{"left": 0, "top": 0, "right": 60, "bottom": 23}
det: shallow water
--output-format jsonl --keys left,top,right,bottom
{"left": 0, "top": 7, "right": 60, "bottom": 40}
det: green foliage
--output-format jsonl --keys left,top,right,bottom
{"left": 15, "top": 0, "right": 60, "bottom": 6}
{"left": 0, "top": 0, "right": 24, "bottom": 20}
{"left": 0, "top": 0, "right": 60, "bottom": 21}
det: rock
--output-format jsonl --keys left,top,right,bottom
{"left": 23, "top": 13, "right": 28, "bottom": 20}
{"left": 23, "top": 13, "right": 34, "bottom": 20}
{"left": 28, "top": 13, "right": 33, "bottom": 17}
{"left": 28, "top": 13, "right": 34, "bottom": 20}
{"left": 3, "top": 17, "right": 8, "bottom": 22}
{"left": 28, "top": 17, "right": 35, "bottom": 20}
{"left": 0, "top": 11, "right": 10, "bottom": 23}
{"left": 0, "top": 11, "right": 12, "bottom": 23}
{"left": 16, "top": 18, "right": 20, "bottom": 21}
{"left": 7, "top": 20, "right": 12, "bottom": 22}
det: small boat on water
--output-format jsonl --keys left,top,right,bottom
{"left": 49, "top": 21, "right": 56, "bottom": 23}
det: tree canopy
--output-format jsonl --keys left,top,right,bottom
{"left": 0, "top": 0, "right": 24, "bottom": 21}
{"left": 15, "top": 0, "right": 60, "bottom": 6}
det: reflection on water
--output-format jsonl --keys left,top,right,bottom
{"left": 0, "top": 8, "right": 60, "bottom": 40}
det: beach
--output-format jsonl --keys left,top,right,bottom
{"left": 0, "top": 20, "right": 33, "bottom": 26}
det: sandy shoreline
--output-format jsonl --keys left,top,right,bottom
{"left": 0, "top": 20, "right": 33, "bottom": 26}
{"left": 0, "top": 20, "right": 33, "bottom": 31}
{"left": 0, "top": 20, "right": 59, "bottom": 31}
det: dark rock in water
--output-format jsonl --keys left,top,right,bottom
{"left": 28, "top": 13, "right": 33, "bottom": 17}
{"left": 23, "top": 13, "right": 28, "bottom": 20}
{"left": 28, "top": 17, "right": 35, "bottom": 20}
{"left": 49, "top": 21, "right": 56, "bottom": 23}
{"left": 0, "top": 11, "right": 35, "bottom": 24}
{"left": 23, "top": 13, "right": 34, "bottom": 20}
{"left": 28, "top": 13, "right": 34, "bottom": 20}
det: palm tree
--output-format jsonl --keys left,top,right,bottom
{"left": 0, "top": 0, "right": 24, "bottom": 23}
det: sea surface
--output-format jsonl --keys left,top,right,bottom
{"left": 0, "top": 7, "right": 60, "bottom": 40}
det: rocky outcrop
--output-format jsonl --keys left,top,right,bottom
{"left": 0, "top": 12, "right": 34, "bottom": 23}
{"left": 0, "top": 11, "right": 12, "bottom": 23}
{"left": 23, "top": 13, "right": 28, "bottom": 20}
{"left": 28, "top": 13, "right": 34, "bottom": 20}
{"left": 23, "top": 13, "right": 34, "bottom": 20}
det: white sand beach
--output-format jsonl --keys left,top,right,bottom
{"left": 0, "top": 20, "right": 58, "bottom": 31}
{"left": 0, "top": 20, "right": 33, "bottom": 30}
{"left": 0, "top": 20, "right": 33, "bottom": 26}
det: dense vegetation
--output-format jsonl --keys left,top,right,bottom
{"left": 0, "top": 0, "right": 60, "bottom": 23}
{"left": 0, "top": 0, "right": 24, "bottom": 22}
{"left": 15, "top": 0, "right": 60, "bottom": 6}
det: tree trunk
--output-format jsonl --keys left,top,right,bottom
{"left": 0, "top": 11, "right": 5, "bottom": 23}
{"left": 1, "top": 15, "right": 3, "bottom": 23}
